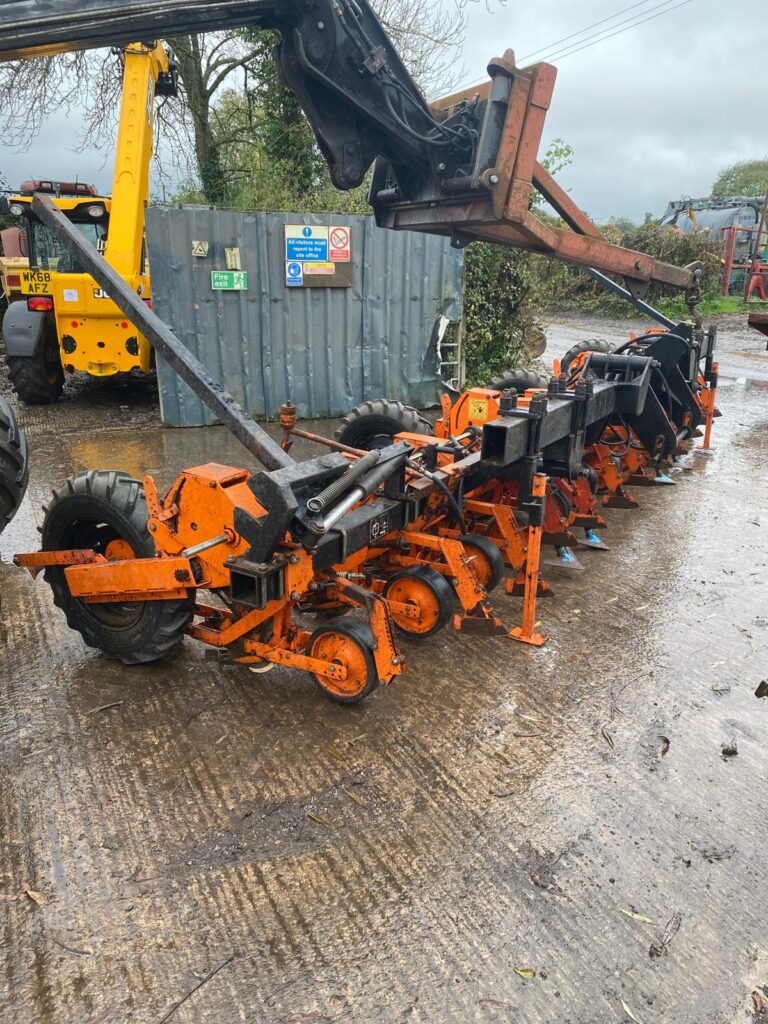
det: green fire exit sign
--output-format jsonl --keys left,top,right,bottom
{"left": 211, "top": 270, "right": 248, "bottom": 291}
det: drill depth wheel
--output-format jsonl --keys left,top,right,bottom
{"left": 383, "top": 565, "right": 453, "bottom": 638}
{"left": 41, "top": 470, "right": 194, "bottom": 664}
{"left": 307, "top": 617, "right": 379, "bottom": 704}
{"left": 458, "top": 535, "right": 505, "bottom": 592}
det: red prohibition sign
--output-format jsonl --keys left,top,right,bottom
{"left": 330, "top": 227, "right": 349, "bottom": 249}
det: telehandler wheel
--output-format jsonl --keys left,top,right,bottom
{"left": 0, "top": 396, "right": 29, "bottom": 534}
{"left": 383, "top": 565, "right": 453, "bottom": 638}
{"left": 307, "top": 617, "right": 379, "bottom": 704}
{"left": 6, "top": 321, "right": 64, "bottom": 404}
{"left": 336, "top": 399, "right": 432, "bottom": 450}
{"left": 458, "top": 535, "right": 505, "bottom": 593}
{"left": 41, "top": 470, "right": 194, "bottom": 664}
{"left": 560, "top": 338, "right": 612, "bottom": 376}
{"left": 488, "top": 368, "right": 548, "bottom": 393}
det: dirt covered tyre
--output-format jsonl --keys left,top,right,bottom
{"left": 307, "top": 616, "right": 380, "bottom": 704}
{"left": 459, "top": 535, "right": 505, "bottom": 593}
{"left": 41, "top": 470, "right": 194, "bottom": 664}
{"left": 6, "top": 319, "right": 64, "bottom": 404}
{"left": 0, "top": 396, "right": 29, "bottom": 534}
{"left": 336, "top": 399, "right": 432, "bottom": 450}
{"left": 382, "top": 565, "right": 454, "bottom": 639}
{"left": 488, "top": 368, "right": 549, "bottom": 393}
{"left": 560, "top": 338, "right": 612, "bottom": 376}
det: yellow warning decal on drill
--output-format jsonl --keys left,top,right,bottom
{"left": 468, "top": 397, "right": 489, "bottom": 421}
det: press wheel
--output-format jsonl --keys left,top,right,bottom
{"left": 383, "top": 565, "right": 453, "bottom": 638}
{"left": 307, "top": 617, "right": 379, "bottom": 704}
{"left": 458, "top": 535, "right": 505, "bottom": 592}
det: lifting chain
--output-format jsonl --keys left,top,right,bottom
{"left": 685, "top": 267, "right": 703, "bottom": 328}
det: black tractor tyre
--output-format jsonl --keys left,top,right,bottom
{"left": 0, "top": 396, "right": 29, "bottom": 534}
{"left": 336, "top": 399, "right": 432, "bottom": 450}
{"left": 6, "top": 319, "right": 64, "bottom": 404}
{"left": 560, "top": 338, "right": 613, "bottom": 375}
{"left": 488, "top": 368, "right": 549, "bottom": 393}
{"left": 41, "top": 470, "right": 194, "bottom": 664}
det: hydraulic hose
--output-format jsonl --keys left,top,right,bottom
{"left": 405, "top": 457, "right": 467, "bottom": 534}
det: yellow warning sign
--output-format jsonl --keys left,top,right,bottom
{"left": 468, "top": 397, "right": 489, "bottom": 421}
{"left": 304, "top": 262, "right": 336, "bottom": 275}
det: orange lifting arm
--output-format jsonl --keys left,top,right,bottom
{"left": 383, "top": 52, "right": 698, "bottom": 296}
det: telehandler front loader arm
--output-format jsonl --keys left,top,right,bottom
{"left": 1, "top": 0, "right": 700, "bottom": 299}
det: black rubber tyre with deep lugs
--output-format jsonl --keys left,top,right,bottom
{"left": 41, "top": 470, "right": 194, "bottom": 664}
{"left": 0, "top": 396, "right": 29, "bottom": 534}
{"left": 488, "top": 368, "right": 549, "bottom": 393}
{"left": 560, "top": 338, "right": 612, "bottom": 375}
{"left": 6, "top": 317, "right": 64, "bottom": 404}
{"left": 336, "top": 399, "right": 432, "bottom": 450}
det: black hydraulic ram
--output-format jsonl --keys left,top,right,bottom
{"left": 31, "top": 194, "right": 294, "bottom": 472}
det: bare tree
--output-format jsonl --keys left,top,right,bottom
{"left": 0, "top": 1, "right": 502, "bottom": 201}
{"left": 375, "top": 0, "right": 466, "bottom": 95}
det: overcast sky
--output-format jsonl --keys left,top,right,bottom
{"left": 1, "top": 0, "right": 764, "bottom": 223}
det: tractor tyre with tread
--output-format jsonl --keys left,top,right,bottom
{"left": 488, "top": 368, "right": 549, "bottom": 393}
{"left": 6, "top": 319, "right": 64, "bottom": 404}
{"left": 41, "top": 470, "right": 194, "bottom": 664}
{"left": 561, "top": 338, "right": 613, "bottom": 375}
{"left": 336, "top": 399, "right": 432, "bottom": 450}
{"left": 0, "top": 396, "right": 29, "bottom": 534}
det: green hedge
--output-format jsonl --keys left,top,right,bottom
{"left": 529, "top": 223, "right": 723, "bottom": 316}
{"left": 462, "top": 242, "right": 545, "bottom": 386}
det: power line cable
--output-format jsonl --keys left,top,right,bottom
{"left": 436, "top": 0, "right": 655, "bottom": 97}
{"left": 435, "top": 0, "right": 692, "bottom": 100}
{"left": 518, "top": 0, "right": 654, "bottom": 61}
{"left": 544, "top": 0, "right": 692, "bottom": 62}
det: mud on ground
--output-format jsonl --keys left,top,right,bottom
{"left": 1, "top": 316, "right": 767, "bottom": 1023}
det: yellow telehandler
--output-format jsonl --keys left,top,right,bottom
{"left": 0, "top": 43, "right": 176, "bottom": 403}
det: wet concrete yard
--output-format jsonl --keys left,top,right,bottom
{"left": 1, "top": 317, "right": 767, "bottom": 1023}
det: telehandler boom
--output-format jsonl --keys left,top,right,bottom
{"left": 2, "top": 0, "right": 701, "bottom": 301}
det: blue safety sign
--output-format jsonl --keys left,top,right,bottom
{"left": 286, "top": 261, "right": 303, "bottom": 287}
{"left": 285, "top": 224, "right": 329, "bottom": 262}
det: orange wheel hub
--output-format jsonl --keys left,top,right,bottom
{"left": 385, "top": 575, "right": 441, "bottom": 635}
{"left": 310, "top": 631, "right": 371, "bottom": 699}
{"left": 104, "top": 539, "right": 135, "bottom": 560}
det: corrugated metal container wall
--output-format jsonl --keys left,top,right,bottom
{"left": 145, "top": 207, "right": 464, "bottom": 425}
